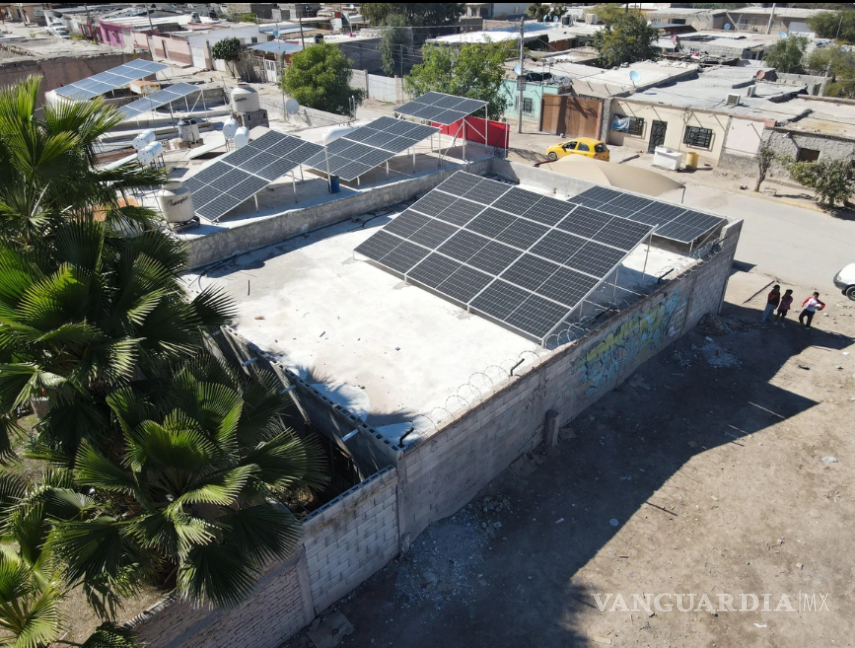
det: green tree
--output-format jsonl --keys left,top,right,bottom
{"left": 405, "top": 43, "right": 512, "bottom": 120}
{"left": 0, "top": 77, "right": 162, "bottom": 241}
{"left": 807, "top": 44, "right": 855, "bottom": 98}
{"left": 590, "top": 7, "right": 660, "bottom": 68}
{"left": 211, "top": 37, "right": 242, "bottom": 76}
{"left": 362, "top": 3, "right": 464, "bottom": 39}
{"left": 689, "top": 3, "right": 748, "bottom": 8}
{"left": 380, "top": 15, "right": 413, "bottom": 77}
{"left": 787, "top": 158, "right": 855, "bottom": 207}
{"left": 282, "top": 43, "right": 364, "bottom": 116}
{"left": 808, "top": 9, "right": 855, "bottom": 42}
{"left": 526, "top": 3, "right": 551, "bottom": 21}
{"left": 763, "top": 35, "right": 808, "bottom": 74}
{"left": 755, "top": 146, "right": 776, "bottom": 193}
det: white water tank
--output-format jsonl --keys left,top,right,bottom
{"left": 231, "top": 84, "right": 260, "bottom": 113}
{"left": 133, "top": 129, "right": 156, "bottom": 151}
{"left": 145, "top": 141, "right": 164, "bottom": 160}
{"left": 323, "top": 124, "right": 360, "bottom": 144}
{"left": 233, "top": 127, "right": 250, "bottom": 149}
{"left": 222, "top": 116, "right": 239, "bottom": 139}
{"left": 158, "top": 180, "right": 195, "bottom": 224}
{"left": 137, "top": 147, "right": 154, "bottom": 166}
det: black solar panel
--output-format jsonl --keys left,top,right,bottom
{"left": 353, "top": 171, "right": 654, "bottom": 343}
{"left": 305, "top": 117, "right": 439, "bottom": 181}
{"left": 569, "top": 186, "right": 726, "bottom": 243}
{"left": 186, "top": 131, "right": 323, "bottom": 222}
{"left": 395, "top": 91, "right": 489, "bottom": 125}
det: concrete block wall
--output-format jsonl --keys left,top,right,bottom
{"left": 763, "top": 128, "right": 855, "bottom": 177}
{"left": 396, "top": 221, "right": 742, "bottom": 541}
{"left": 129, "top": 467, "right": 398, "bottom": 648}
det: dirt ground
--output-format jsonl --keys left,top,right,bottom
{"left": 287, "top": 270, "right": 855, "bottom": 648}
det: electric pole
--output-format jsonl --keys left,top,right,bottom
{"left": 517, "top": 17, "right": 525, "bottom": 134}
{"left": 297, "top": 4, "right": 306, "bottom": 49}
{"left": 765, "top": 3, "right": 776, "bottom": 35}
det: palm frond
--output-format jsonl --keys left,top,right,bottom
{"left": 219, "top": 504, "right": 301, "bottom": 564}
{"left": 177, "top": 544, "right": 260, "bottom": 608}
{"left": 242, "top": 432, "right": 329, "bottom": 493}
{"left": 78, "top": 623, "right": 140, "bottom": 648}
{"left": 74, "top": 441, "right": 136, "bottom": 496}
{"left": 190, "top": 287, "right": 235, "bottom": 330}
{"left": 175, "top": 464, "right": 257, "bottom": 507}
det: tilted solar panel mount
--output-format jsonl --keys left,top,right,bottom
{"left": 305, "top": 116, "right": 439, "bottom": 182}
{"left": 183, "top": 130, "right": 324, "bottom": 222}
{"left": 119, "top": 82, "right": 200, "bottom": 119}
{"left": 55, "top": 60, "right": 169, "bottom": 102}
{"left": 354, "top": 171, "right": 654, "bottom": 344}
{"left": 395, "top": 92, "right": 489, "bottom": 126}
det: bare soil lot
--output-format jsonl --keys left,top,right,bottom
{"left": 288, "top": 271, "right": 855, "bottom": 648}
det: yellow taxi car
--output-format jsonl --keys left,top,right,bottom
{"left": 546, "top": 137, "right": 610, "bottom": 162}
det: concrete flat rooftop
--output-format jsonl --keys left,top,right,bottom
{"left": 187, "top": 179, "right": 699, "bottom": 442}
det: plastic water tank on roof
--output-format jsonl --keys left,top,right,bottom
{"left": 158, "top": 180, "right": 195, "bottom": 224}
{"left": 231, "top": 84, "right": 260, "bottom": 113}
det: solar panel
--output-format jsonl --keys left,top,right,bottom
{"left": 355, "top": 171, "right": 654, "bottom": 343}
{"left": 55, "top": 60, "right": 170, "bottom": 101}
{"left": 185, "top": 130, "right": 324, "bottom": 222}
{"left": 570, "top": 186, "right": 726, "bottom": 244}
{"left": 395, "top": 92, "right": 489, "bottom": 126}
{"left": 119, "top": 83, "right": 200, "bottom": 119}
{"left": 305, "top": 117, "right": 439, "bottom": 181}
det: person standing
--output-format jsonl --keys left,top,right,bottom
{"left": 798, "top": 292, "right": 826, "bottom": 330}
{"left": 761, "top": 284, "right": 781, "bottom": 325}
{"left": 775, "top": 289, "right": 794, "bottom": 326}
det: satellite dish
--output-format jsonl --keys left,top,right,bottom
{"left": 778, "top": 31, "right": 788, "bottom": 38}
{"left": 724, "top": 23, "right": 731, "bottom": 30}
{"left": 233, "top": 127, "right": 250, "bottom": 149}
{"left": 285, "top": 98, "right": 300, "bottom": 114}
{"left": 629, "top": 70, "right": 642, "bottom": 83}
{"left": 513, "top": 63, "right": 522, "bottom": 75}
{"left": 222, "top": 117, "right": 239, "bottom": 139}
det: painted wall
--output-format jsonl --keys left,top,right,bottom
{"left": 608, "top": 98, "right": 731, "bottom": 164}
{"left": 500, "top": 79, "right": 560, "bottom": 124}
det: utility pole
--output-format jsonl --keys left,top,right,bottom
{"left": 517, "top": 17, "right": 525, "bottom": 134}
{"left": 147, "top": 4, "right": 155, "bottom": 36}
{"left": 765, "top": 3, "right": 776, "bottom": 35}
{"left": 836, "top": 10, "right": 844, "bottom": 40}
{"left": 83, "top": 3, "right": 94, "bottom": 42}
{"left": 297, "top": 4, "right": 306, "bottom": 49}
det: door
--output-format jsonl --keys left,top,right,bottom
{"left": 649, "top": 120, "right": 667, "bottom": 152}
{"left": 263, "top": 58, "right": 279, "bottom": 84}
{"left": 575, "top": 141, "right": 591, "bottom": 157}
{"left": 191, "top": 44, "right": 207, "bottom": 69}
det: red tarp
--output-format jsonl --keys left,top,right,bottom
{"left": 434, "top": 116, "right": 510, "bottom": 149}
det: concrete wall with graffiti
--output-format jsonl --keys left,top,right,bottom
{"left": 397, "top": 221, "right": 742, "bottom": 542}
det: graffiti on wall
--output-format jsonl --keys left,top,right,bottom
{"left": 567, "top": 291, "right": 686, "bottom": 396}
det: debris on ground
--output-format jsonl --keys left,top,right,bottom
{"left": 306, "top": 612, "right": 354, "bottom": 648}
{"left": 822, "top": 456, "right": 838, "bottom": 466}
{"left": 696, "top": 338, "right": 741, "bottom": 369}
{"left": 698, "top": 313, "right": 732, "bottom": 337}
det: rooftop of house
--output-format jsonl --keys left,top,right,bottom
{"left": 727, "top": 7, "right": 835, "bottom": 19}
{"left": 775, "top": 97, "right": 855, "bottom": 140}
{"left": 185, "top": 178, "right": 700, "bottom": 443}
{"left": 644, "top": 8, "right": 727, "bottom": 17}
{"left": 506, "top": 59, "right": 700, "bottom": 98}
{"left": 427, "top": 21, "right": 602, "bottom": 46}
{"left": 627, "top": 66, "right": 809, "bottom": 119}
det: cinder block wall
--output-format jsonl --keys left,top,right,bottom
{"left": 129, "top": 467, "right": 399, "bottom": 648}
{"left": 396, "top": 222, "right": 741, "bottom": 542}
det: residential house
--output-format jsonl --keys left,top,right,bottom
{"left": 273, "top": 4, "right": 321, "bottom": 21}
{"left": 133, "top": 22, "right": 263, "bottom": 70}
{"left": 644, "top": 8, "right": 728, "bottom": 31}
{"left": 606, "top": 66, "right": 808, "bottom": 169}
{"left": 464, "top": 3, "right": 534, "bottom": 20}
{"left": 98, "top": 10, "right": 192, "bottom": 48}
{"left": 725, "top": 7, "right": 834, "bottom": 35}
{"left": 427, "top": 21, "right": 600, "bottom": 50}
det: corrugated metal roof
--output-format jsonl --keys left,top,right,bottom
{"left": 249, "top": 41, "right": 304, "bottom": 55}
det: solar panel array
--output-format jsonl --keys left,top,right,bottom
{"left": 355, "top": 171, "right": 654, "bottom": 343}
{"left": 118, "top": 82, "right": 199, "bottom": 119}
{"left": 55, "top": 60, "right": 169, "bottom": 101}
{"left": 571, "top": 186, "right": 726, "bottom": 244}
{"left": 183, "top": 131, "right": 323, "bottom": 222}
{"left": 395, "top": 91, "right": 489, "bottom": 126}
{"left": 305, "top": 116, "right": 439, "bottom": 181}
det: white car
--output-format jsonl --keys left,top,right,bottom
{"left": 834, "top": 263, "right": 855, "bottom": 301}
{"left": 47, "top": 24, "right": 70, "bottom": 39}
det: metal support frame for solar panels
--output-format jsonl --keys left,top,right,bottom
{"left": 539, "top": 239, "right": 652, "bottom": 347}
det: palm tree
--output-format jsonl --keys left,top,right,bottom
{"left": 0, "top": 76, "right": 164, "bottom": 244}
{"left": 0, "top": 219, "right": 233, "bottom": 461}
{"left": 49, "top": 356, "right": 328, "bottom": 608}
{"left": 0, "top": 470, "right": 140, "bottom": 648}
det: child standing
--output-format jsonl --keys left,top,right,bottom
{"left": 798, "top": 292, "right": 826, "bottom": 330}
{"left": 761, "top": 285, "right": 781, "bottom": 324}
{"left": 775, "top": 289, "right": 794, "bottom": 326}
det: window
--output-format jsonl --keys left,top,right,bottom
{"left": 251, "top": 37, "right": 258, "bottom": 44}
{"left": 564, "top": 142, "right": 577, "bottom": 151}
{"left": 514, "top": 97, "right": 534, "bottom": 115}
{"left": 611, "top": 115, "right": 645, "bottom": 136}
{"left": 594, "top": 143, "right": 607, "bottom": 153}
{"left": 576, "top": 142, "right": 590, "bottom": 152}
{"left": 683, "top": 126, "right": 714, "bottom": 149}
{"left": 797, "top": 148, "right": 820, "bottom": 162}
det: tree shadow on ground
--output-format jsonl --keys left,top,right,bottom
{"left": 311, "top": 301, "right": 852, "bottom": 648}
